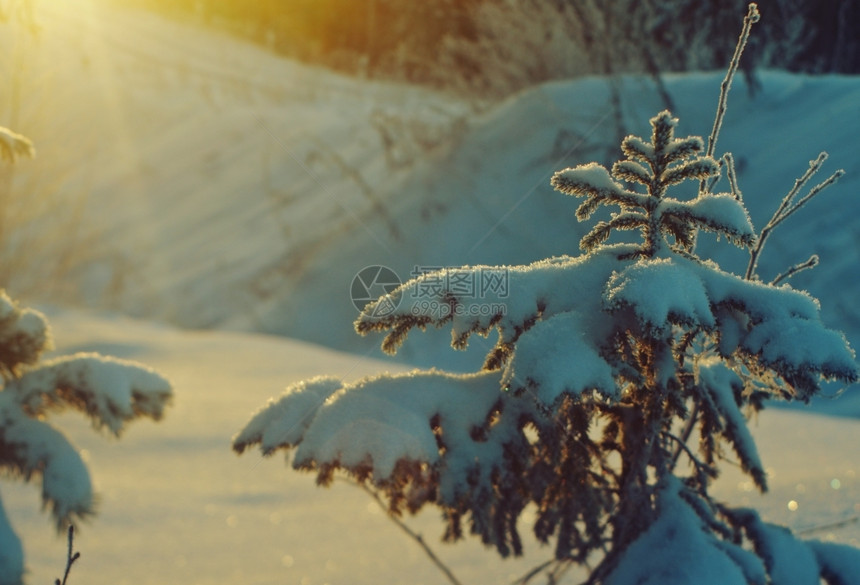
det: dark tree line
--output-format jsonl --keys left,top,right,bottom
{"left": 112, "top": 0, "right": 858, "bottom": 96}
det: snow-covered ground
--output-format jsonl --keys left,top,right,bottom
{"left": 2, "top": 307, "right": 858, "bottom": 584}
{"left": 1, "top": 0, "right": 859, "bottom": 582}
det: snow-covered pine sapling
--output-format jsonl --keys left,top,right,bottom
{"left": 0, "top": 291, "right": 172, "bottom": 584}
{"left": 235, "top": 106, "right": 859, "bottom": 583}
{"left": 235, "top": 5, "right": 859, "bottom": 582}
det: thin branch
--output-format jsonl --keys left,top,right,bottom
{"left": 704, "top": 158, "right": 724, "bottom": 195}
{"left": 547, "top": 559, "right": 576, "bottom": 584}
{"left": 55, "top": 525, "right": 81, "bottom": 585}
{"left": 770, "top": 254, "right": 818, "bottom": 285}
{"left": 511, "top": 558, "right": 557, "bottom": 585}
{"left": 724, "top": 152, "right": 743, "bottom": 202}
{"left": 670, "top": 403, "right": 699, "bottom": 470}
{"left": 770, "top": 168, "right": 845, "bottom": 233}
{"left": 745, "top": 152, "right": 843, "bottom": 280}
{"left": 770, "top": 152, "right": 829, "bottom": 224}
{"left": 665, "top": 431, "right": 716, "bottom": 481}
{"left": 701, "top": 3, "right": 760, "bottom": 194}
{"left": 349, "top": 480, "right": 464, "bottom": 585}
{"left": 796, "top": 514, "right": 859, "bottom": 537}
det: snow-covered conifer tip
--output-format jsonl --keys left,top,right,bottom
{"left": 552, "top": 111, "right": 754, "bottom": 257}
{"left": 0, "top": 291, "right": 52, "bottom": 378}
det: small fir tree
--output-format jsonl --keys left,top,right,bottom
{"left": 0, "top": 128, "right": 173, "bottom": 585}
{"left": 234, "top": 7, "right": 859, "bottom": 583}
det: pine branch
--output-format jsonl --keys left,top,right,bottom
{"left": 661, "top": 157, "right": 719, "bottom": 187}
{"left": 663, "top": 136, "right": 704, "bottom": 166}
{"left": 612, "top": 160, "right": 651, "bottom": 186}
{"left": 546, "top": 559, "right": 576, "bottom": 584}
{"left": 580, "top": 213, "right": 648, "bottom": 251}
{"left": 580, "top": 221, "right": 613, "bottom": 252}
{"left": 620, "top": 135, "right": 653, "bottom": 163}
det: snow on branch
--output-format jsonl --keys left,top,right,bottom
{"left": 604, "top": 477, "right": 762, "bottom": 585}
{"left": 658, "top": 192, "right": 755, "bottom": 248}
{"left": 807, "top": 540, "right": 860, "bottom": 584}
{"left": 0, "top": 392, "right": 93, "bottom": 529}
{"left": 234, "top": 370, "right": 537, "bottom": 503}
{"left": 0, "top": 288, "right": 171, "bottom": 581}
{"left": 0, "top": 292, "right": 52, "bottom": 378}
{"left": 6, "top": 353, "right": 172, "bottom": 436}
{"left": 550, "top": 162, "right": 648, "bottom": 221}
{"left": 732, "top": 508, "right": 823, "bottom": 585}
{"left": 356, "top": 247, "right": 633, "bottom": 368}
{"left": 233, "top": 376, "right": 344, "bottom": 456}
{"left": 697, "top": 360, "right": 765, "bottom": 490}
{"left": 501, "top": 311, "right": 617, "bottom": 406}
{"left": 604, "top": 258, "right": 717, "bottom": 334}
{"left": 552, "top": 110, "right": 735, "bottom": 258}
{"left": 741, "top": 318, "right": 857, "bottom": 394}
{"left": 237, "top": 370, "right": 498, "bottom": 480}
{"left": 598, "top": 253, "right": 855, "bottom": 393}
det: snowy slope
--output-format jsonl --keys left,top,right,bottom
{"left": 3, "top": 0, "right": 468, "bottom": 319}
{"left": 243, "top": 70, "right": 860, "bottom": 377}
{"left": 6, "top": 2, "right": 859, "bottom": 387}
{"left": 1, "top": 307, "right": 857, "bottom": 585}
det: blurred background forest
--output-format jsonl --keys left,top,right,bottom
{"left": 107, "top": 0, "right": 859, "bottom": 97}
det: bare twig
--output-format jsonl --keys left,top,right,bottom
{"left": 744, "top": 152, "right": 844, "bottom": 280}
{"left": 770, "top": 254, "right": 819, "bottom": 285}
{"left": 670, "top": 403, "right": 699, "bottom": 470}
{"left": 701, "top": 3, "right": 760, "bottom": 194}
{"left": 511, "top": 558, "right": 557, "bottom": 585}
{"left": 666, "top": 431, "right": 716, "bottom": 482}
{"left": 796, "top": 514, "right": 859, "bottom": 537}
{"left": 348, "top": 480, "right": 464, "bottom": 585}
{"left": 723, "top": 153, "right": 743, "bottom": 202}
{"left": 547, "top": 559, "right": 576, "bottom": 584}
{"left": 55, "top": 525, "right": 81, "bottom": 585}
